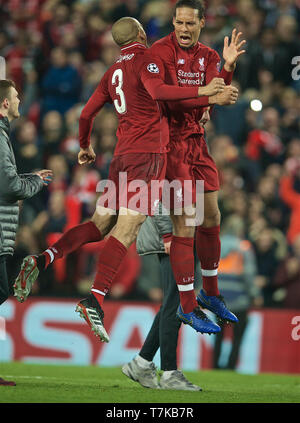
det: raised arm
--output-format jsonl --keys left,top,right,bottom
{"left": 280, "top": 174, "right": 300, "bottom": 209}
{"left": 222, "top": 28, "right": 246, "bottom": 75}
{"left": 206, "top": 28, "right": 246, "bottom": 87}
{"left": 79, "top": 72, "right": 111, "bottom": 149}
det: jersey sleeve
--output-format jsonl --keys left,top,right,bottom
{"left": 167, "top": 96, "right": 210, "bottom": 111}
{"left": 140, "top": 56, "right": 199, "bottom": 101}
{"left": 219, "top": 66, "right": 234, "bottom": 85}
{"left": 150, "top": 42, "right": 178, "bottom": 85}
{"left": 206, "top": 50, "right": 234, "bottom": 85}
{"left": 150, "top": 43, "right": 209, "bottom": 110}
{"left": 79, "top": 71, "right": 111, "bottom": 148}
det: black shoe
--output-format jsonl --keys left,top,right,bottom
{"left": 75, "top": 294, "right": 109, "bottom": 342}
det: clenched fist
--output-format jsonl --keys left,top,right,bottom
{"left": 78, "top": 145, "right": 96, "bottom": 165}
{"left": 199, "top": 77, "right": 225, "bottom": 97}
{"left": 209, "top": 85, "right": 239, "bottom": 106}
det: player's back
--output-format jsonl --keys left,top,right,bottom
{"left": 103, "top": 42, "right": 169, "bottom": 156}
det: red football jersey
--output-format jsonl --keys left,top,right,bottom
{"left": 79, "top": 42, "right": 201, "bottom": 155}
{"left": 150, "top": 32, "right": 234, "bottom": 142}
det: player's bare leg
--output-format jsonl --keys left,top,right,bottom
{"left": 201, "top": 190, "right": 221, "bottom": 229}
{"left": 109, "top": 207, "right": 147, "bottom": 248}
{"left": 76, "top": 207, "right": 146, "bottom": 342}
{"left": 91, "top": 205, "right": 118, "bottom": 235}
{"left": 196, "top": 191, "right": 238, "bottom": 323}
{"left": 14, "top": 206, "right": 117, "bottom": 302}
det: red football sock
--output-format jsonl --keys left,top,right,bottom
{"left": 169, "top": 235, "right": 198, "bottom": 313}
{"left": 92, "top": 290, "right": 105, "bottom": 307}
{"left": 42, "top": 221, "right": 102, "bottom": 268}
{"left": 196, "top": 225, "right": 220, "bottom": 296}
{"left": 91, "top": 236, "right": 128, "bottom": 303}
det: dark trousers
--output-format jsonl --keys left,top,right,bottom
{"left": 139, "top": 254, "right": 181, "bottom": 371}
{"left": 0, "top": 255, "right": 9, "bottom": 306}
{"left": 213, "top": 310, "right": 248, "bottom": 370}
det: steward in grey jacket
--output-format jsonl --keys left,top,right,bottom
{"left": 0, "top": 116, "right": 44, "bottom": 257}
{"left": 131, "top": 205, "right": 202, "bottom": 388}
{"left": 0, "top": 81, "right": 52, "bottom": 388}
{"left": 136, "top": 204, "right": 172, "bottom": 256}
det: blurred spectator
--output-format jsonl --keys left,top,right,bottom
{"left": 68, "top": 165, "right": 100, "bottom": 219}
{"left": 136, "top": 254, "right": 163, "bottom": 302}
{"left": 244, "top": 107, "right": 285, "bottom": 182}
{"left": 40, "top": 46, "right": 82, "bottom": 117}
{"left": 39, "top": 111, "right": 66, "bottom": 161}
{"left": 84, "top": 14, "right": 109, "bottom": 62}
{"left": 210, "top": 134, "right": 239, "bottom": 170}
{"left": 141, "top": 0, "right": 173, "bottom": 44}
{"left": 14, "top": 120, "right": 42, "bottom": 174}
{"left": 38, "top": 189, "right": 82, "bottom": 290}
{"left": 212, "top": 81, "right": 250, "bottom": 146}
{"left": 42, "top": 2, "right": 73, "bottom": 53}
{"left": 4, "top": 30, "right": 29, "bottom": 92}
{"left": 256, "top": 27, "right": 290, "bottom": 85}
{"left": 251, "top": 226, "right": 287, "bottom": 307}
{"left": 273, "top": 234, "right": 300, "bottom": 309}
{"left": 280, "top": 89, "right": 299, "bottom": 141}
{"left": 101, "top": 40, "right": 121, "bottom": 68}
{"left": 0, "top": 30, "right": 11, "bottom": 58}
{"left": 213, "top": 214, "right": 261, "bottom": 370}
{"left": 80, "top": 60, "right": 107, "bottom": 102}
{"left": 256, "top": 174, "right": 285, "bottom": 228}
{"left": 279, "top": 161, "right": 300, "bottom": 244}
{"left": 46, "top": 154, "right": 69, "bottom": 191}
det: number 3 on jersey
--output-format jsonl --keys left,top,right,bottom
{"left": 112, "top": 69, "right": 127, "bottom": 114}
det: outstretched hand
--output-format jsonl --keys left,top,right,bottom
{"left": 223, "top": 28, "right": 246, "bottom": 70}
{"left": 34, "top": 169, "right": 53, "bottom": 186}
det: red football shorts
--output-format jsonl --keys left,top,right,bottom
{"left": 97, "top": 152, "right": 167, "bottom": 216}
{"left": 165, "top": 135, "right": 219, "bottom": 209}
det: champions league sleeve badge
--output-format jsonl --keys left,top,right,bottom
{"left": 147, "top": 63, "right": 160, "bottom": 73}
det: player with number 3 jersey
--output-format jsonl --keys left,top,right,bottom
{"left": 74, "top": 16, "right": 228, "bottom": 340}
{"left": 14, "top": 16, "right": 228, "bottom": 340}
{"left": 78, "top": 16, "right": 227, "bottom": 215}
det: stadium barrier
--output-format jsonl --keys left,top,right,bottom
{"left": 0, "top": 298, "right": 299, "bottom": 374}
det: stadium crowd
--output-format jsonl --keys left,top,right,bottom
{"left": 0, "top": 0, "right": 299, "bottom": 309}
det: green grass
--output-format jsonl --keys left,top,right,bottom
{"left": 0, "top": 362, "right": 299, "bottom": 403}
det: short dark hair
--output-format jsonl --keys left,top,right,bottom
{"left": 174, "top": 0, "right": 205, "bottom": 19}
{"left": 0, "top": 79, "right": 16, "bottom": 103}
